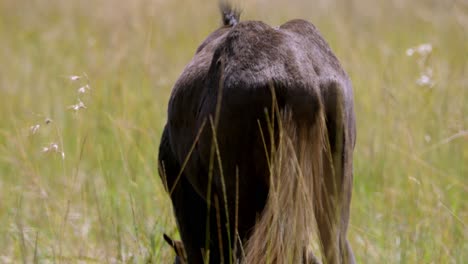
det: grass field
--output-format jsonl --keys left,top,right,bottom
{"left": 0, "top": 0, "right": 466, "bottom": 263}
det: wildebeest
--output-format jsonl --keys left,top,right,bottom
{"left": 158, "top": 2, "right": 356, "bottom": 263}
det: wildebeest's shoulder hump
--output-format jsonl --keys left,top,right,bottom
{"left": 279, "top": 19, "right": 346, "bottom": 78}
{"left": 279, "top": 19, "right": 318, "bottom": 35}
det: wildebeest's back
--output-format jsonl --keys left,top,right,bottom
{"left": 167, "top": 17, "right": 352, "bottom": 203}
{"left": 219, "top": 19, "right": 349, "bottom": 87}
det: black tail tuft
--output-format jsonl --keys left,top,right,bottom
{"left": 219, "top": 1, "right": 241, "bottom": 27}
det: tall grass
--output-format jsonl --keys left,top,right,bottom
{"left": 0, "top": 0, "right": 466, "bottom": 262}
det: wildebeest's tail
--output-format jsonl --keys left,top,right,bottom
{"left": 243, "top": 89, "right": 326, "bottom": 263}
{"left": 219, "top": 1, "right": 240, "bottom": 27}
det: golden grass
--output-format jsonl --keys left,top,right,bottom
{"left": 0, "top": 0, "right": 466, "bottom": 262}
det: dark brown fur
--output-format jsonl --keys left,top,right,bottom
{"left": 159, "top": 3, "right": 356, "bottom": 264}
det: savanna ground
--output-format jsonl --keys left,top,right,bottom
{"left": 0, "top": 0, "right": 466, "bottom": 263}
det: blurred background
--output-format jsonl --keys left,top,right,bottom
{"left": 0, "top": 0, "right": 466, "bottom": 262}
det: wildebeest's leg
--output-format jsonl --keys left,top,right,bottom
{"left": 339, "top": 112, "right": 356, "bottom": 264}
{"left": 159, "top": 126, "right": 207, "bottom": 264}
{"left": 316, "top": 82, "right": 355, "bottom": 264}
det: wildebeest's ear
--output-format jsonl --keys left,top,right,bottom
{"left": 163, "top": 233, "right": 187, "bottom": 264}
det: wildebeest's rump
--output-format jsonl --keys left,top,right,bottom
{"left": 158, "top": 2, "right": 356, "bottom": 264}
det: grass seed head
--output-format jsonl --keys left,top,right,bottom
{"left": 416, "top": 74, "right": 434, "bottom": 87}
{"left": 41, "top": 142, "right": 65, "bottom": 159}
{"left": 30, "top": 124, "right": 40, "bottom": 135}
{"left": 406, "top": 43, "right": 432, "bottom": 57}
{"left": 68, "top": 99, "right": 87, "bottom": 111}
{"left": 77, "top": 84, "right": 91, "bottom": 94}
{"left": 69, "top": 75, "right": 81, "bottom": 81}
